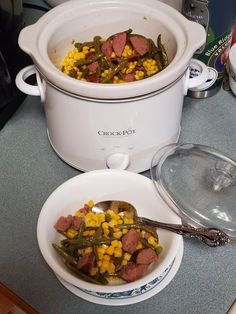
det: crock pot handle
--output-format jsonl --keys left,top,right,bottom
{"left": 183, "top": 59, "right": 209, "bottom": 95}
{"left": 15, "top": 65, "right": 45, "bottom": 102}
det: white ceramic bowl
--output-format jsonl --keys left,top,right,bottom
{"left": 37, "top": 169, "right": 182, "bottom": 294}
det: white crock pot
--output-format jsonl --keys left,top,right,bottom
{"left": 16, "top": 0, "right": 208, "bottom": 173}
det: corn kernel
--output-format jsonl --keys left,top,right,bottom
{"left": 100, "top": 266, "right": 106, "bottom": 273}
{"left": 88, "top": 200, "right": 94, "bottom": 208}
{"left": 123, "top": 252, "right": 132, "bottom": 261}
{"left": 84, "top": 247, "right": 93, "bottom": 254}
{"left": 108, "top": 220, "right": 116, "bottom": 228}
{"left": 102, "top": 260, "right": 109, "bottom": 268}
{"left": 106, "top": 246, "right": 114, "bottom": 255}
{"left": 103, "top": 254, "right": 111, "bottom": 261}
{"left": 111, "top": 240, "right": 119, "bottom": 247}
{"left": 123, "top": 217, "right": 134, "bottom": 224}
{"left": 107, "top": 263, "right": 115, "bottom": 273}
{"left": 113, "top": 231, "right": 123, "bottom": 239}
{"left": 104, "top": 228, "right": 110, "bottom": 236}
{"left": 97, "top": 246, "right": 106, "bottom": 255}
{"left": 98, "top": 252, "right": 104, "bottom": 259}
{"left": 136, "top": 241, "right": 144, "bottom": 250}
{"left": 121, "top": 259, "right": 128, "bottom": 266}
{"left": 135, "top": 70, "right": 145, "bottom": 80}
{"left": 148, "top": 236, "right": 157, "bottom": 246}
{"left": 114, "top": 248, "right": 122, "bottom": 257}
{"left": 66, "top": 228, "right": 78, "bottom": 238}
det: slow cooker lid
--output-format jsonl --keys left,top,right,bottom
{"left": 151, "top": 143, "right": 236, "bottom": 240}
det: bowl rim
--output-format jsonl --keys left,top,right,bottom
{"left": 37, "top": 169, "right": 182, "bottom": 293}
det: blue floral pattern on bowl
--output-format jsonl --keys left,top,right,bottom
{"left": 80, "top": 259, "right": 174, "bottom": 299}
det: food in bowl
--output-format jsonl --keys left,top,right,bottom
{"left": 61, "top": 29, "right": 168, "bottom": 83}
{"left": 53, "top": 200, "right": 162, "bottom": 285}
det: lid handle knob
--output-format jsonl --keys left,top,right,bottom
{"left": 208, "top": 161, "right": 236, "bottom": 192}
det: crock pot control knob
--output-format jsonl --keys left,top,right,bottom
{"left": 106, "top": 153, "right": 130, "bottom": 170}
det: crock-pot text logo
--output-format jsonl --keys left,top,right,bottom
{"left": 98, "top": 129, "right": 136, "bottom": 137}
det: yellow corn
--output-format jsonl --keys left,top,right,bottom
{"left": 66, "top": 228, "right": 78, "bottom": 238}
{"left": 114, "top": 247, "right": 122, "bottom": 258}
{"left": 106, "top": 246, "right": 114, "bottom": 255}
{"left": 113, "top": 231, "right": 123, "bottom": 239}
{"left": 123, "top": 252, "right": 132, "bottom": 261}
{"left": 88, "top": 200, "right": 94, "bottom": 208}
{"left": 122, "top": 44, "right": 133, "bottom": 58}
{"left": 148, "top": 236, "right": 158, "bottom": 248}
{"left": 84, "top": 247, "right": 93, "bottom": 254}
{"left": 134, "top": 70, "right": 145, "bottom": 80}
{"left": 136, "top": 241, "right": 144, "bottom": 250}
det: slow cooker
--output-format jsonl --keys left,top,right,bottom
{"left": 16, "top": 0, "right": 208, "bottom": 173}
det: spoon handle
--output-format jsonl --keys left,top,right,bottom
{"left": 137, "top": 217, "right": 230, "bottom": 247}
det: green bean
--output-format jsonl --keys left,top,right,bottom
{"left": 93, "top": 36, "right": 102, "bottom": 55}
{"left": 140, "top": 238, "right": 162, "bottom": 256}
{"left": 75, "top": 53, "right": 103, "bottom": 67}
{"left": 139, "top": 237, "right": 155, "bottom": 250}
{"left": 61, "top": 236, "right": 111, "bottom": 248}
{"left": 74, "top": 41, "right": 94, "bottom": 51}
{"left": 147, "top": 38, "right": 160, "bottom": 57}
{"left": 101, "top": 60, "right": 128, "bottom": 83}
{"left": 76, "top": 224, "right": 85, "bottom": 239}
{"left": 157, "top": 34, "right": 168, "bottom": 69}
{"left": 118, "top": 223, "right": 159, "bottom": 242}
{"left": 52, "top": 243, "right": 77, "bottom": 266}
{"left": 155, "top": 245, "right": 163, "bottom": 255}
{"left": 68, "top": 68, "right": 78, "bottom": 79}
{"left": 65, "top": 262, "right": 109, "bottom": 285}
{"left": 94, "top": 272, "right": 109, "bottom": 285}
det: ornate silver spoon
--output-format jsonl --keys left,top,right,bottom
{"left": 92, "top": 200, "right": 230, "bottom": 247}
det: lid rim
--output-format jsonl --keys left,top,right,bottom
{"left": 150, "top": 143, "right": 236, "bottom": 240}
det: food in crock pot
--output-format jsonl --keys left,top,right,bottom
{"left": 61, "top": 29, "right": 168, "bottom": 83}
{"left": 53, "top": 200, "right": 162, "bottom": 285}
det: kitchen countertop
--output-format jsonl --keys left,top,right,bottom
{"left": 0, "top": 3, "right": 236, "bottom": 314}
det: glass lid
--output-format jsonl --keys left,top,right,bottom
{"left": 150, "top": 143, "right": 236, "bottom": 240}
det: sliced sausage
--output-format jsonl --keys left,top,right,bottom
{"left": 87, "top": 61, "right": 99, "bottom": 73}
{"left": 122, "top": 229, "right": 140, "bottom": 254}
{"left": 120, "top": 262, "right": 148, "bottom": 282}
{"left": 54, "top": 215, "right": 72, "bottom": 232}
{"left": 101, "top": 38, "right": 113, "bottom": 59}
{"left": 136, "top": 248, "right": 157, "bottom": 265}
{"left": 86, "top": 73, "right": 100, "bottom": 83}
{"left": 130, "top": 35, "right": 149, "bottom": 56}
{"left": 72, "top": 216, "right": 83, "bottom": 230}
{"left": 79, "top": 204, "right": 90, "bottom": 214}
{"left": 123, "top": 72, "right": 135, "bottom": 82}
{"left": 112, "top": 32, "right": 127, "bottom": 57}
{"left": 143, "top": 232, "right": 152, "bottom": 240}
{"left": 77, "top": 252, "right": 96, "bottom": 273}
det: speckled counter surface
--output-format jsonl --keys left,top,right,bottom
{"left": 0, "top": 3, "right": 236, "bottom": 314}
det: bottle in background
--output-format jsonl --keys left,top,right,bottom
{"left": 182, "top": 0, "right": 236, "bottom": 98}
